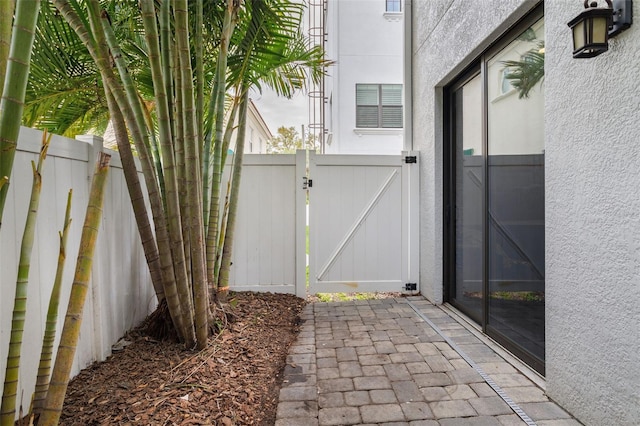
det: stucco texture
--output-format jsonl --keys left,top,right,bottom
{"left": 412, "top": 0, "right": 640, "bottom": 424}
{"left": 545, "top": 2, "right": 640, "bottom": 424}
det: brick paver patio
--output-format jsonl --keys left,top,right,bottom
{"left": 276, "top": 297, "right": 581, "bottom": 426}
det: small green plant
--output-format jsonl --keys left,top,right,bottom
{"left": 313, "top": 292, "right": 392, "bottom": 302}
{"left": 316, "top": 293, "right": 333, "bottom": 303}
{"left": 491, "top": 291, "right": 544, "bottom": 302}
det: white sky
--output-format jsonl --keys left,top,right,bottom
{"left": 250, "top": 87, "right": 308, "bottom": 136}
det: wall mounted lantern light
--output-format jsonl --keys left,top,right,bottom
{"left": 567, "top": 0, "right": 633, "bottom": 58}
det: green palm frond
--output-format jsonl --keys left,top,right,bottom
{"left": 25, "top": 1, "right": 104, "bottom": 135}
{"left": 227, "top": 0, "right": 328, "bottom": 98}
{"left": 502, "top": 40, "right": 544, "bottom": 99}
{"left": 26, "top": 0, "right": 151, "bottom": 136}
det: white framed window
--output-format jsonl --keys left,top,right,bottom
{"left": 500, "top": 69, "right": 514, "bottom": 95}
{"left": 386, "top": 0, "right": 401, "bottom": 12}
{"left": 356, "top": 84, "right": 403, "bottom": 128}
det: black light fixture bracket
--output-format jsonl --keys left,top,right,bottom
{"left": 609, "top": 0, "right": 633, "bottom": 37}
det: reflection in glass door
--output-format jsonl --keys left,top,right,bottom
{"left": 487, "top": 19, "right": 545, "bottom": 370}
{"left": 446, "top": 13, "right": 545, "bottom": 374}
{"left": 450, "top": 73, "right": 483, "bottom": 323}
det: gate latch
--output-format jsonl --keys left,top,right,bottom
{"left": 303, "top": 177, "right": 313, "bottom": 189}
{"left": 404, "top": 283, "right": 417, "bottom": 291}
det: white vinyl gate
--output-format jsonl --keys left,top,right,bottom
{"left": 307, "top": 151, "right": 419, "bottom": 295}
{"left": 228, "top": 150, "right": 419, "bottom": 297}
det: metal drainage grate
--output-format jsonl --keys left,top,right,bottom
{"left": 405, "top": 300, "right": 537, "bottom": 426}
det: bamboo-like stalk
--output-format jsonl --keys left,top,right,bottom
{"left": 0, "top": 132, "right": 50, "bottom": 425}
{"left": 174, "top": 0, "right": 209, "bottom": 349}
{"left": 140, "top": 0, "right": 195, "bottom": 323}
{"left": 218, "top": 90, "right": 250, "bottom": 301}
{"left": 211, "top": 99, "right": 240, "bottom": 285}
{"left": 172, "top": 46, "right": 195, "bottom": 324}
{"left": 159, "top": 0, "right": 173, "bottom": 130}
{"left": 59, "top": 0, "right": 192, "bottom": 344}
{"left": 96, "top": 2, "right": 195, "bottom": 344}
{"left": 201, "top": 81, "right": 217, "bottom": 236}
{"left": 33, "top": 189, "right": 72, "bottom": 414}
{"left": 142, "top": 102, "right": 165, "bottom": 205}
{"left": 140, "top": 0, "right": 195, "bottom": 340}
{"left": 206, "top": 0, "right": 239, "bottom": 296}
{"left": 0, "top": 0, "right": 41, "bottom": 229}
{"left": 214, "top": 178, "right": 232, "bottom": 284}
{"left": 105, "top": 87, "right": 166, "bottom": 304}
{"left": 195, "top": 0, "right": 204, "bottom": 161}
{"left": 39, "top": 152, "right": 111, "bottom": 426}
{"left": 220, "top": 99, "right": 241, "bottom": 185}
{"left": 0, "top": 0, "right": 15, "bottom": 94}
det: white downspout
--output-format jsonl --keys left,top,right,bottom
{"left": 403, "top": 0, "right": 413, "bottom": 151}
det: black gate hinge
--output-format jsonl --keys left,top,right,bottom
{"left": 404, "top": 283, "right": 417, "bottom": 291}
{"left": 404, "top": 156, "right": 417, "bottom": 164}
{"left": 303, "top": 176, "right": 313, "bottom": 189}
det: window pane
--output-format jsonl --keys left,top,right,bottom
{"left": 453, "top": 73, "right": 484, "bottom": 322}
{"left": 381, "top": 84, "right": 402, "bottom": 106}
{"left": 381, "top": 105, "right": 403, "bottom": 128}
{"left": 487, "top": 18, "right": 545, "bottom": 362}
{"left": 501, "top": 70, "right": 513, "bottom": 94}
{"left": 356, "top": 84, "right": 379, "bottom": 106}
{"left": 356, "top": 105, "right": 379, "bottom": 127}
{"left": 386, "top": 0, "right": 401, "bottom": 12}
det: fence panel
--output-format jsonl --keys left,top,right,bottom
{"left": 0, "top": 128, "right": 154, "bottom": 416}
{"left": 226, "top": 154, "right": 301, "bottom": 295}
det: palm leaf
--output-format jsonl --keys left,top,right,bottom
{"left": 502, "top": 40, "right": 544, "bottom": 99}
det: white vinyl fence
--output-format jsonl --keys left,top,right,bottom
{"left": 0, "top": 127, "right": 156, "bottom": 415}
{"left": 1, "top": 128, "right": 417, "bottom": 417}
{"left": 0, "top": 128, "right": 304, "bottom": 416}
{"left": 225, "top": 152, "right": 305, "bottom": 296}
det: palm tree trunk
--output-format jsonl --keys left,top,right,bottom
{"left": 98, "top": 1, "right": 195, "bottom": 345}
{"left": 140, "top": 0, "right": 191, "bottom": 312}
{"left": 0, "top": 0, "right": 40, "bottom": 230}
{"left": 218, "top": 89, "right": 250, "bottom": 302}
{"left": 195, "top": 0, "right": 204, "bottom": 162}
{"left": 174, "top": 0, "right": 209, "bottom": 349}
{"left": 159, "top": 0, "right": 173, "bottom": 129}
{"left": 207, "top": 0, "right": 239, "bottom": 297}
{"left": 0, "top": 133, "right": 49, "bottom": 425}
{"left": 33, "top": 189, "right": 72, "bottom": 414}
{"left": 53, "top": 0, "right": 193, "bottom": 345}
{"left": 39, "top": 152, "right": 111, "bottom": 426}
{"left": 173, "top": 46, "right": 195, "bottom": 325}
{"left": 0, "top": 0, "right": 15, "bottom": 95}
{"left": 106, "top": 87, "right": 166, "bottom": 304}
{"left": 213, "top": 100, "right": 240, "bottom": 284}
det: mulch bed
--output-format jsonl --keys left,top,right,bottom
{"left": 58, "top": 292, "right": 306, "bottom": 426}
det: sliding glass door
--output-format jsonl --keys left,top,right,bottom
{"left": 445, "top": 12, "right": 545, "bottom": 374}
{"left": 449, "top": 72, "right": 484, "bottom": 323}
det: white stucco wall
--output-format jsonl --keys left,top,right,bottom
{"left": 412, "top": 0, "right": 640, "bottom": 424}
{"left": 544, "top": 2, "right": 640, "bottom": 424}
{"left": 324, "top": 0, "right": 404, "bottom": 154}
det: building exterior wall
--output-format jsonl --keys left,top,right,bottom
{"left": 544, "top": 1, "right": 640, "bottom": 424}
{"left": 324, "top": 0, "right": 404, "bottom": 154}
{"left": 244, "top": 100, "right": 273, "bottom": 154}
{"left": 412, "top": 0, "right": 640, "bottom": 424}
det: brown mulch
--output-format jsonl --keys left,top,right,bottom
{"left": 59, "top": 292, "right": 306, "bottom": 426}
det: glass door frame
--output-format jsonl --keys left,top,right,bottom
{"left": 443, "top": 4, "right": 545, "bottom": 375}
